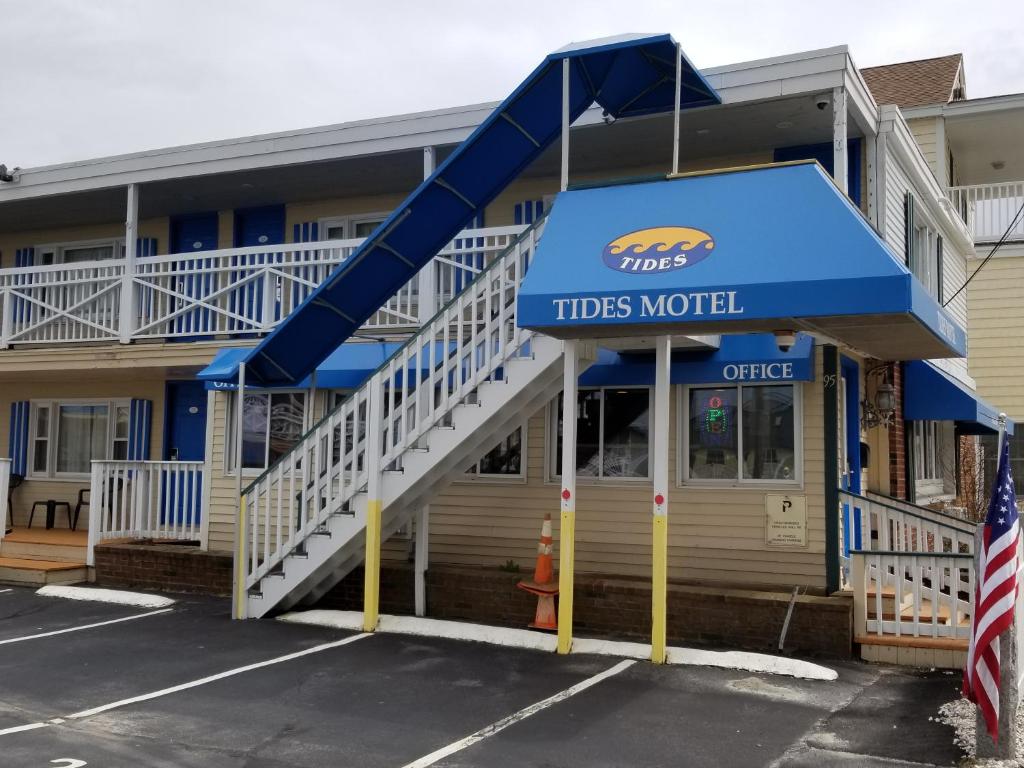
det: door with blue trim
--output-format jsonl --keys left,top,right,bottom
{"left": 163, "top": 380, "right": 207, "bottom": 526}
{"left": 169, "top": 212, "right": 219, "bottom": 336}
{"left": 233, "top": 205, "right": 285, "bottom": 331}
{"left": 774, "top": 139, "right": 862, "bottom": 207}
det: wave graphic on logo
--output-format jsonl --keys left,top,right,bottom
{"left": 602, "top": 226, "right": 715, "bottom": 274}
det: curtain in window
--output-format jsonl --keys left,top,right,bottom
{"left": 56, "top": 405, "right": 108, "bottom": 474}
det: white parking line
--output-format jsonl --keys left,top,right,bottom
{"left": 68, "top": 632, "right": 372, "bottom": 719}
{"left": 0, "top": 608, "right": 173, "bottom": 645}
{"left": 0, "top": 632, "right": 372, "bottom": 739}
{"left": 0, "top": 589, "right": 13, "bottom": 594}
{"left": 400, "top": 659, "right": 636, "bottom": 768}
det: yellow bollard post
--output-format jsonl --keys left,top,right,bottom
{"left": 557, "top": 339, "right": 578, "bottom": 654}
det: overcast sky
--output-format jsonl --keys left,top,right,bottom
{"left": 1, "top": 0, "right": 1022, "bottom": 169}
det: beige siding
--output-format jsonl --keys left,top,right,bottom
{"left": 204, "top": 346, "right": 828, "bottom": 589}
{"left": 0, "top": 376, "right": 167, "bottom": 528}
{"left": 908, "top": 118, "right": 939, "bottom": 179}
{"left": 967, "top": 252, "right": 1024, "bottom": 421}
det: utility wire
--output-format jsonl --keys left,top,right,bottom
{"left": 944, "top": 198, "right": 1024, "bottom": 308}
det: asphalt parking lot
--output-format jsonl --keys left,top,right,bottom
{"left": 0, "top": 586, "right": 965, "bottom": 767}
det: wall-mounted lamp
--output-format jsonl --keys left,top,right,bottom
{"left": 862, "top": 364, "right": 898, "bottom": 430}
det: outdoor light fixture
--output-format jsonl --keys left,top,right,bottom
{"left": 861, "top": 364, "right": 898, "bottom": 430}
{"left": 0, "top": 164, "right": 18, "bottom": 183}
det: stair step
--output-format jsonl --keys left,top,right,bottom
{"left": 856, "top": 634, "right": 968, "bottom": 651}
{"left": 0, "top": 556, "right": 88, "bottom": 586}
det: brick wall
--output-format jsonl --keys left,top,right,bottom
{"left": 888, "top": 363, "right": 907, "bottom": 499}
{"left": 94, "top": 546, "right": 852, "bottom": 658}
{"left": 319, "top": 563, "right": 853, "bottom": 658}
{"left": 94, "top": 542, "right": 232, "bottom": 595}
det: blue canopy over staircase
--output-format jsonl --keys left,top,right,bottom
{"left": 241, "top": 33, "right": 720, "bottom": 386}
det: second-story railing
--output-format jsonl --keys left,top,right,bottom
{"left": 0, "top": 225, "right": 525, "bottom": 348}
{"left": 948, "top": 181, "right": 1024, "bottom": 243}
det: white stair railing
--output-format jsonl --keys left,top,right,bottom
{"left": 851, "top": 550, "right": 974, "bottom": 640}
{"left": 86, "top": 460, "right": 206, "bottom": 566}
{"left": 839, "top": 489, "right": 975, "bottom": 588}
{"left": 948, "top": 181, "right": 1024, "bottom": 242}
{"left": 240, "top": 218, "right": 543, "bottom": 595}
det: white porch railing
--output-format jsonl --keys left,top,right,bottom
{"left": 0, "top": 458, "right": 10, "bottom": 543}
{"left": 240, "top": 219, "right": 542, "bottom": 592}
{"left": 86, "top": 460, "right": 206, "bottom": 566}
{"left": 948, "top": 181, "right": 1024, "bottom": 243}
{"left": 0, "top": 225, "right": 525, "bottom": 348}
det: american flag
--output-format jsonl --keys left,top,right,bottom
{"left": 964, "top": 435, "right": 1019, "bottom": 740}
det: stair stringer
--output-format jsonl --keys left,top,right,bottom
{"left": 247, "top": 334, "right": 589, "bottom": 617}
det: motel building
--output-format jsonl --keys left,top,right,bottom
{"left": 0, "top": 34, "right": 1019, "bottom": 665}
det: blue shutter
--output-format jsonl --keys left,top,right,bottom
{"left": 14, "top": 247, "right": 34, "bottom": 268}
{"left": 137, "top": 237, "right": 158, "bottom": 257}
{"left": 292, "top": 221, "right": 320, "bottom": 243}
{"left": 127, "top": 399, "right": 152, "bottom": 460}
{"left": 8, "top": 401, "right": 29, "bottom": 476}
{"left": 514, "top": 200, "right": 544, "bottom": 226}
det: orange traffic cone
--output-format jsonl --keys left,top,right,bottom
{"left": 517, "top": 512, "right": 559, "bottom": 630}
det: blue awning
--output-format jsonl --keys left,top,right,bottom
{"left": 580, "top": 332, "right": 815, "bottom": 386}
{"left": 903, "top": 360, "right": 1014, "bottom": 435}
{"left": 199, "top": 342, "right": 404, "bottom": 391}
{"left": 517, "top": 162, "right": 967, "bottom": 361}
{"left": 240, "top": 34, "right": 720, "bottom": 386}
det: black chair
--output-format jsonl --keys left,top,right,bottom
{"left": 73, "top": 487, "right": 89, "bottom": 532}
{"left": 5, "top": 473, "right": 23, "bottom": 534}
{"left": 74, "top": 478, "right": 125, "bottom": 532}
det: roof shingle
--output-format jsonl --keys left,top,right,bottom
{"left": 860, "top": 54, "right": 964, "bottom": 108}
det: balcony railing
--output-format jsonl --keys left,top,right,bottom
{"left": 948, "top": 181, "right": 1024, "bottom": 243}
{"left": 0, "top": 225, "right": 525, "bottom": 348}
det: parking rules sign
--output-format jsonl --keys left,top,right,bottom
{"left": 765, "top": 494, "right": 807, "bottom": 547}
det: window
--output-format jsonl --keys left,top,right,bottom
{"left": 229, "top": 392, "right": 307, "bottom": 472}
{"left": 465, "top": 425, "right": 525, "bottom": 478}
{"left": 550, "top": 388, "right": 650, "bottom": 480}
{"left": 911, "top": 226, "right": 940, "bottom": 298}
{"left": 912, "top": 420, "right": 950, "bottom": 499}
{"left": 683, "top": 384, "right": 800, "bottom": 484}
{"left": 30, "top": 400, "right": 130, "bottom": 478}
{"left": 319, "top": 213, "right": 388, "bottom": 241}
{"left": 36, "top": 238, "right": 123, "bottom": 265}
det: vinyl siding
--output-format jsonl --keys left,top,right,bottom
{"left": 967, "top": 251, "right": 1024, "bottom": 421}
{"left": 908, "top": 118, "right": 939, "bottom": 179}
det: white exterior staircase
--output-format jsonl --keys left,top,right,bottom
{"left": 239, "top": 219, "right": 590, "bottom": 618}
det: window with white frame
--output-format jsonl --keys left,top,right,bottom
{"left": 912, "top": 420, "right": 945, "bottom": 497}
{"left": 682, "top": 384, "right": 800, "bottom": 484}
{"left": 319, "top": 213, "right": 388, "bottom": 241}
{"left": 465, "top": 424, "right": 525, "bottom": 478}
{"left": 550, "top": 388, "right": 651, "bottom": 480}
{"left": 30, "top": 400, "right": 130, "bottom": 478}
{"left": 36, "top": 238, "right": 125, "bottom": 265}
{"left": 228, "top": 391, "right": 307, "bottom": 472}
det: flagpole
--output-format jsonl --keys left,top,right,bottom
{"left": 975, "top": 412, "right": 1019, "bottom": 759}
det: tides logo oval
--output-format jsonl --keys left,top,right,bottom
{"left": 602, "top": 226, "right": 715, "bottom": 274}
